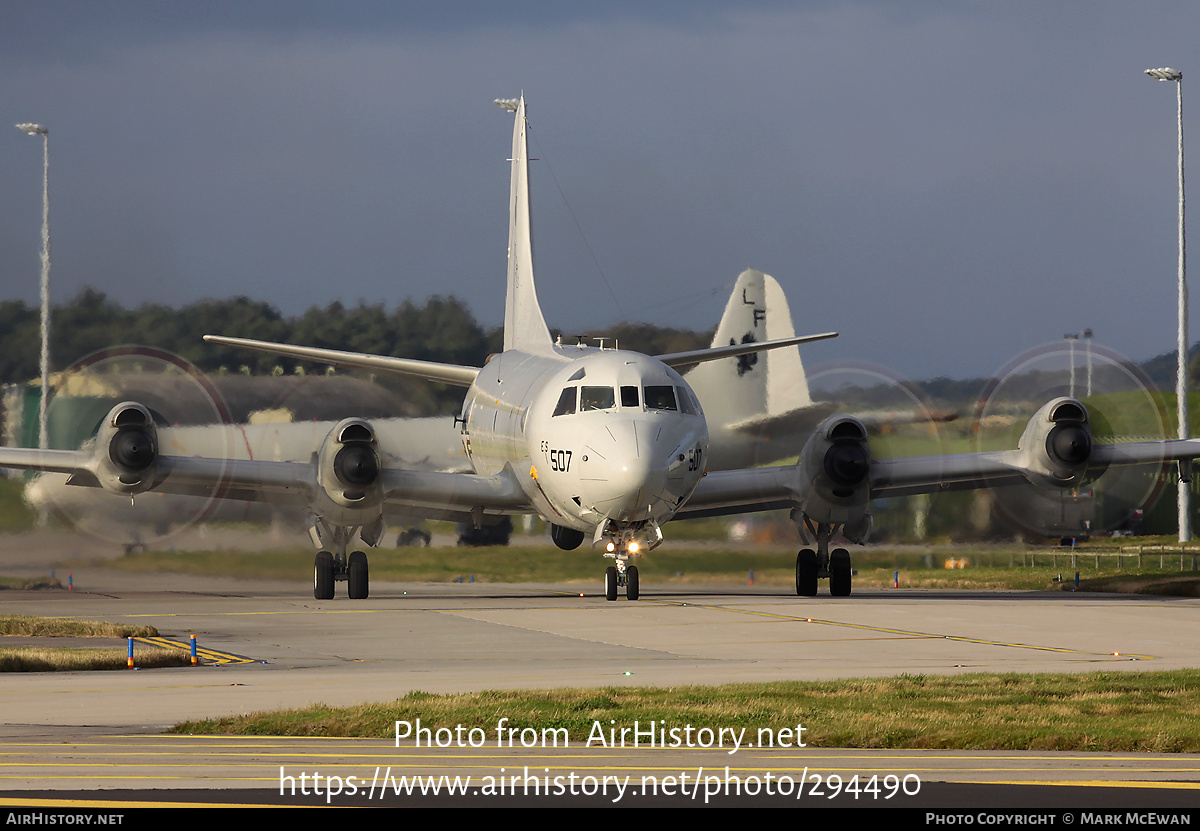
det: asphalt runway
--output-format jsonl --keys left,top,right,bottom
{"left": 1, "top": 549, "right": 1199, "bottom": 809}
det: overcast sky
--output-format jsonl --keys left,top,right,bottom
{"left": 2, "top": 1, "right": 1199, "bottom": 382}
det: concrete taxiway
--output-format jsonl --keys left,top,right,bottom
{"left": 1, "top": 553, "right": 1198, "bottom": 806}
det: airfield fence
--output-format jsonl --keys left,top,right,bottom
{"left": 1023, "top": 545, "right": 1200, "bottom": 571}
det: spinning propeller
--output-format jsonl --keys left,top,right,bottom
{"left": 27, "top": 346, "right": 234, "bottom": 548}
{"left": 969, "top": 342, "right": 1169, "bottom": 540}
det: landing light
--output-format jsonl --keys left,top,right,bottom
{"left": 606, "top": 541, "right": 616, "bottom": 553}
{"left": 628, "top": 541, "right": 640, "bottom": 554}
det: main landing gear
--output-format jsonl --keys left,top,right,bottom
{"left": 314, "top": 549, "right": 370, "bottom": 600}
{"left": 795, "top": 519, "right": 853, "bottom": 597}
{"left": 311, "top": 523, "right": 372, "bottom": 600}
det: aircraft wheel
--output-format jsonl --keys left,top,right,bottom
{"left": 314, "top": 551, "right": 334, "bottom": 600}
{"left": 605, "top": 566, "right": 618, "bottom": 601}
{"left": 830, "top": 548, "right": 852, "bottom": 597}
{"left": 626, "top": 566, "right": 639, "bottom": 601}
{"left": 795, "top": 549, "right": 817, "bottom": 596}
{"left": 348, "top": 550, "right": 369, "bottom": 600}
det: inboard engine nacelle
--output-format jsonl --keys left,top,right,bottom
{"left": 792, "top": 414, "right": 872, "bottom": 531}
{"left": 318, "top": 418, "right": 383, "bottom": 509}
{"left": 1014, "top": 397, "right": 1092, "bottom": 487}
{"left": 92, "top": 402, "right": 160, "bottom": 495}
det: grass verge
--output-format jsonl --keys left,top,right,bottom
{"left": 102, "top": 542, "right": 1200, "bottom": 594}
{"left": 0, "top": 616, "right": 180, "bottom": 672}
{"left": 0, "top": 615, "right": 159, "bottom": 638}
{"left": 0, "top": 646, "right": 192, "bottom": 672}
{"left": 171, "top": 670, "right": 1200, "bottom": 752}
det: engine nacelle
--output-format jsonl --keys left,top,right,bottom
{"left": 1015, "top": 397, "right": 1092, "bottom": 487}
{"left": 792, "top": 414, "right": 872, "bottom": 537}
{"left": 317, "top": 418, "right": 383, "bottom": 514}
{"left": 92, "top": 402, "right": 160, "bottom": 495}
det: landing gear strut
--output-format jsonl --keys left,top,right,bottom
{"left": 794, "top": 519, "right": 853, "bottom": 597}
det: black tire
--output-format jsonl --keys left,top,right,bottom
{"left": 796, "top": 549, "right": 818, "bottom": 596}
{"left": 605, "top": 566, "right": 618, "bottom": 601}
{"left": 348, "top": 550, "right": 369, "bottom": 600}
{"left": 314, "top": 551, "right": 334, "bottom": 600}
{"left": 626, "top": 566, "right": 640, "bottom": 601}
{"left": 830, "top": 548, "right": 852, "bottom": 597}
{"left": 551, "top": 524, "right": 585, "bottom": 550}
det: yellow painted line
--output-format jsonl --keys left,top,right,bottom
{"left": 635, "top": 600, "right": 1159, "bottom": 661}
{"left": 0, "top": 796, "right": 278, "bottom": 808}
{"left": 958, "top": 779, "right": 1200, "bottom": 790}
{"left": 133, "top": 636, "right": 256, "bottom": 665}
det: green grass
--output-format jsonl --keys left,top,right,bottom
{"left": 0, "top": 646, "right": 191, "bottom": 672}
{"left": 0, "top": 616, "right": 178, "bottom": 672}
{"left": 0, "top": 615, "right": 160, "bottom": 638}
{"left": 101, "top": 540, "right": 1200, "bottom": 594}
{"left": 170, "top": 670, "right": 1200, "bottom": 752}
{"left": 0, "top": 476, "right": 39, "bottom": 533}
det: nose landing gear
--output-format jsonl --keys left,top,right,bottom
{"left": 603, "top": 562, "right": 639, "bottom": 601}
{"left": 597, "top": 521, "right": 658, "bottom": 600}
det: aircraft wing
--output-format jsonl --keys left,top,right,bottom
{"left": 202, "top": 335, "right": 481, "bottom": 387}
{"left": 0, "top": 402, "right": 528, "bottom": 527}
{"left": 673, "top": 400, "right": 1200, "bottom": 522}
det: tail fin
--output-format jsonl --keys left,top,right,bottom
{"left": 498, "top": 96, "right": 552, "bottom": 352}
{"left": 686, "top": 269, "right": 813, "bottom": 428}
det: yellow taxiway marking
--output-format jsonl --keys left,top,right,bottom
{"left": 629, "top": 599, "right": 1160, "bottom": 662}
{"left": 134, "top": 636, "right": 256, "bottom": 665}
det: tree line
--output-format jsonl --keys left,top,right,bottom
{"left": 0, "top": 288, "right": 713, "bottom": 413}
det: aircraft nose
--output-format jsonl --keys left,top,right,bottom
{"left": 581, "top": 419, "right": 685, "bottom": 521}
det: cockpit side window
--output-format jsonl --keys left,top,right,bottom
{"left": 620, "top": 385, "right": 640, "bottom": 408}
{"left": 580, "top": 386, "right": 615, "bottom": 411}
{"left": 677, "top": 386, "right": 699, "bottom": 415}
{"left": 644, "top": 385, "right": 678, "bottom": 411}
{"left": 552, "top": 387, "right": 577, "bottom": 416}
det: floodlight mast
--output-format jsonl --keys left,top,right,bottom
{"left": 15, "top": 123, "right": 51, "bottom": 452}
{"left": 1144, "top": 67, "right": 1190, "bottom": 542}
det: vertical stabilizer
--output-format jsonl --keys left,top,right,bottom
{"left": 499, "top": 96, "right": 552, "bottom": 352}
{"left": 762, "top": 272, "right": 812, "bottom": 413}
{"left": 686, "top": 269, "right": 813, "bottom": 428}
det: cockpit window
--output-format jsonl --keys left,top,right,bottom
{"left": 677, "top": 385, "right": 700, "bottom": 415}
{"left": 552, "top": 387, "right": 577, "bottom": 416}
{"left": 644, "top": 385, "right": 678, "bottom": 411}
{"left": 580, "top": 386, "right": 615, "bottom": 411}
{"left": 620, "top": 385, "right": 640, "bottom": 408}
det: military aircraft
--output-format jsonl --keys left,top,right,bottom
{"left": 3, "top": 96, "right": 1196, "bottom": 601}
{"left": 19, "top": 266, "right": 832, "bottom": 550}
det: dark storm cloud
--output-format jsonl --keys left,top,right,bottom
{"left": 2, "top": 1, "right": 1198, "bottom": 381}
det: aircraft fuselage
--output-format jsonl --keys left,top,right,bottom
{"left": 462, "top": 345, "right": 708, "bottom": 546}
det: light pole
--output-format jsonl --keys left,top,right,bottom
{"left": 1144, "top": 67, "right": 1190, "bottom": 542}
{"left": 1064, "top": 332, "right": 1078, "bottom": 398}
{"left": 1083, "top": 328, "right": 1093, "bottom": 398}
{"left": 15, "top": 123, "right": 51, "bottom": 451}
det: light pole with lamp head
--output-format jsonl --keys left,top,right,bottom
{"left": 15, "top": 123, "right": 51, "bottom": 452}
{"left": 1145, "top": 67, "right": 1190, "bottom": 542}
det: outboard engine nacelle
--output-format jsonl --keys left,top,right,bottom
{"left": 1015, "top": 397, "right": 1093, "bottom": 487}
{"left": 93, "top": 402, "right": 159, "bottom": 495}
{"left": 793, "top": 414, "right": 872, "bottom": 538}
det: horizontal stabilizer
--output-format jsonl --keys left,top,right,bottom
{"left": 656, "top": 331, "right": 838, "bottom": 370}
{"left": 203, "top": 335, "right": 481, "bottom": 387}
{"left": 728, "top": 405, "right": 957, "bottom": 437}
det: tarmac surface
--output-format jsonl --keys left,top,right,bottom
{"left": 0, "top": 530, "right": 1198, "bottom": 809}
